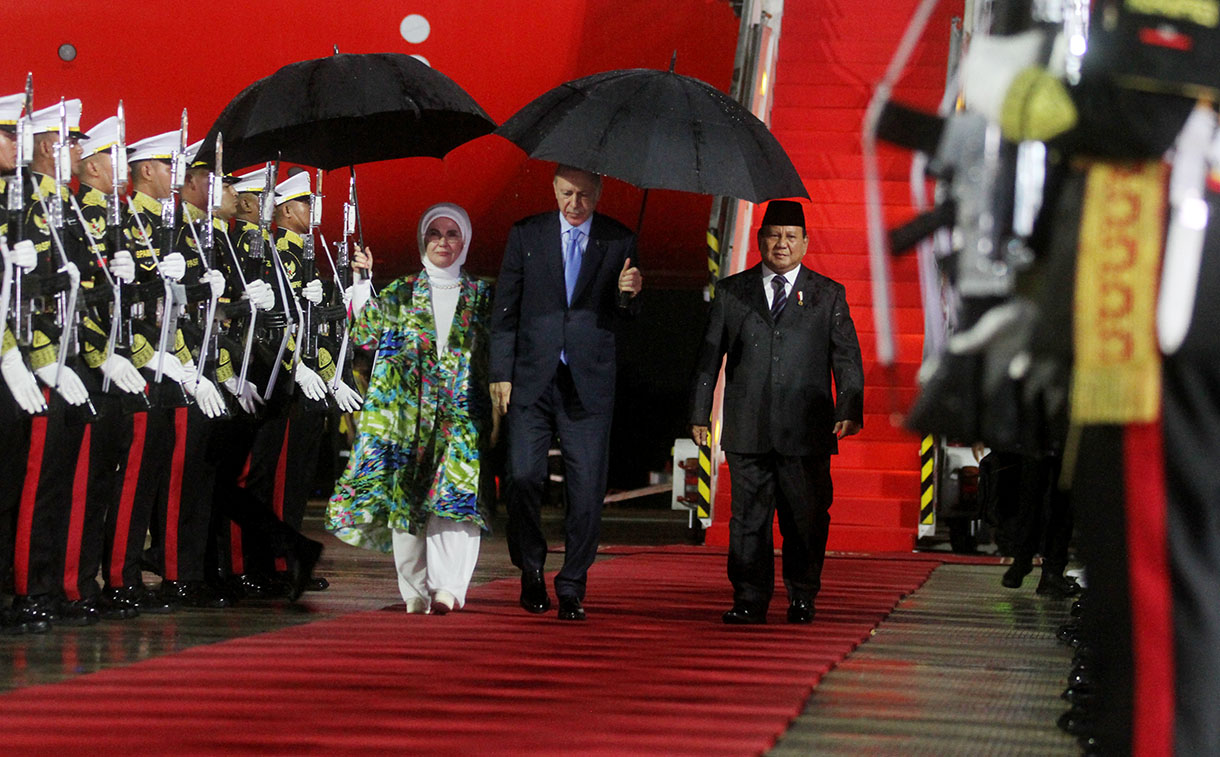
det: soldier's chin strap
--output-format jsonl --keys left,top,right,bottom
{"left": 1158, "top": 102, "right": 1218, "bottom": 355}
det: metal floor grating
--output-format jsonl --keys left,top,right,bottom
{"left": 770, "top": 564, "right": 1080, "bottom": 756}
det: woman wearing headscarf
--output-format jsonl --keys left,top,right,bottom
{"left": 326, "top": 202, "right": 494, "bottom": 614}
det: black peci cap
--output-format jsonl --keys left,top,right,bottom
{"left": 760, "top": 199, "right": 805, "bottom": 229}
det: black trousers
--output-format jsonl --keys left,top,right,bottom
{"left": 104, "top": 408, "right": 155, "bottom": 589}
{"left": 21, "top": 393, "right": 86, "bottom": 599}
{"left": 282, "top": 396, "right": 330, "bottom": 531}
{"left": 506, "top": 364, "right": 612, "bottom": 600}
{"left": 724, "top": 450, "right": 832, "bottom": 609}
{"left": 0, "top": 382, "right": 32, "bottom": 595}
{"left": 167, "top": 406, "right": 221, "bottom": 583}
{"left": 1164, "top": 353, "right": 1220, "bottom": 755}
{"left": 127, "top": 405, "right": 184, "bottom": 582}
{"left": 990, "top": 451, "right": 1073, "bottom": 571}
{"left": 208, "top": 412, "right": 308, "bottom": 568}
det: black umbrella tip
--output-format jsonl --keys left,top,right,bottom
{"left": 669, "top": 50, "right": 677, "bottom": 73}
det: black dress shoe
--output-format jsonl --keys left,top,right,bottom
{"left": 13, "top": 594, "right": 60, "bottom": 625}
{"left": 2, "top": 604, "right": 49, "bottom": 635}
{"left": 557, "top": 596, "right": 586, "bottom": 621}
{"left": 519, "top": 570, "right": 551, "bottom": 614}
{"left": 1, "top": 607, "right": 27, "bottom": 635}
{"left": 248, "top": 573, "right": 294, "bottom": 599}
{"left": 305, "top": 576, "right": 329, "bottom": 592}
{"left": 58, "top": 598, "right": 102, "bottom": 627}
{"left": 1037, "top": 572, "right": 1082, "bottom": 598}
{"left": 787, "top": 599, "right": 815, "bottom": 624}
{"left": 1001, "top": 556, "right": 1033, "bottom": 588}
{"left": 722, "top": 605, "right": 767, "bottom": 624}
{"left": 288, "top": 538, "right": 324, "bottom": 602}
{"left": 124, "top": 585, "right": 174, "bottom": 614}
{"left": 160, "top": 580, "right": 233, "bottom": 609}
{"left": 1057, "top": 705, "right": 1094, "bottom": 736}
{"left": 88, "top": 594, "right": 138, "bottom": 621}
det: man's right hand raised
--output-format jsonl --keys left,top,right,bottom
{"left": 490, "top": 382, "right": 511, "bottom": 417}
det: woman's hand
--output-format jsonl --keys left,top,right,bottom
{"left": 352, "top": 246, "right": 373, "bottom": 272}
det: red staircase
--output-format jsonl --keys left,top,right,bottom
{"left": 706, "top": 0, "right": 962, "bottom": 552}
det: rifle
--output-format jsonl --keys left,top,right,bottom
{"left": 144, "top": 109, "right": 190, "bottom": 403}
{"left": 8, "top": 75, "right": 33, "bottom": 345}
{"left": 327, "top": 171, "right": 360, "bottom": 391}
{"left": 220, "top": 224, "right": 259, "bottom": 396}
{"left": 126, "top": 195, "right": 185, "bottom": 397}
{"left": 184, "top": 133, "right": 224, "bottom": 400}
{"left": 299, "top": 168, "right": 323, "bottom": 361}
{"left": 259, "top": 161, "right": 298, "bottom": 401}
{"left": 45, "top": 98, "right": 82, "bottom": 388}
{"left": 103, "top": 100, "right": 131, "bottom": 393}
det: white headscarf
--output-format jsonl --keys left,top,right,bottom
{"left": 417, "top": 202, "right": 472, "bottom": 281}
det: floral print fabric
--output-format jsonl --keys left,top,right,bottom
{"left": 326, "top": 272, "right": 493, "bottom": 552}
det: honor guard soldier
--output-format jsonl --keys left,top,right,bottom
{"left": 952, "top": 5, "right": 1220, "bottom": 753}
{"left": 113, "top": 129, "right": 200, "bottom": 609}
{"left": 155, "top": 141, "right": 241, "bottom": 605}
{"left": 0, "top": 91, "right": 51, "bottom": 634}
{"left": 237, "top": 170, "right": 331, "bottom": 594}
{"left": 10, "top": 98, "right": 102, "bottom": 628}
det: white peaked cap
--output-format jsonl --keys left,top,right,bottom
{"left": 127, "top": 130, "right": 179, "bottom": 163}
{"left": 232, "top": 169, "right": 266, "bottom": 195}
{"left": 79, "top": 116, "right": 121, "bottom": 159}
{"left": 0, "top": 94, "right": 24, "bottom": 127}
{"left": 30, "top": 99, "right": 82, "bottom": 135}
{"left": 274, "top": 171, "right": 310, "bottom": 206}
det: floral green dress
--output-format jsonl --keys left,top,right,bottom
{"left": 325, "top": 271, "right": 493, "bottom": 552}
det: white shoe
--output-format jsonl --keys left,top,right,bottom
{"left": 431, "top": 590, "right": 456, "bottom": 615}
{"left": 405, "top": 597, "right": 428, "bottom": 614}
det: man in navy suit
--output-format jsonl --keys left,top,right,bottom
{"left": 690, "top": 200, "right": 864, "bottom": 624}
{"left": 491, "top": 165, "right": 642, "bottom": 621}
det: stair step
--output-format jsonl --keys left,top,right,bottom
{"left": 831, "top": 496, "right": 921, "bottom": 527}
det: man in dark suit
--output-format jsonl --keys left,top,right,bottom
{"left": 689, "top": 199, "right": 864, "bottom": 625}
{"left": 491, "top": 164, "right": 642, "bottom": 621}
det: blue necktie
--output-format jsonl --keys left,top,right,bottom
{"left": 564, "top": 228, "right": 583, "bottom": 305}
{"left": 770, "top": 276, "right": 788, "bottom": 321}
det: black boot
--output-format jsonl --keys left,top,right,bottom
{"left": 1036, "top": 571, "right": 1081, "bottom": 598}
{"left": 1001, "top": 555, "right": 1033, "bottom": 588}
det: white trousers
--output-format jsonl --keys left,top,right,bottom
{"left": 391, "top": 516, "right": 481, "bottom": 609}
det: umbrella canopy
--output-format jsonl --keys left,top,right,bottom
{"left": 194, "top": 53, "right": 496, "bottom": 171}
{"left": 495, "top": 68, "right": 808, "bottom": 203}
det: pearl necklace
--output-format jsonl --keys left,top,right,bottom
{"left": 431, "top": 279, "right": 461, "bottom": 290}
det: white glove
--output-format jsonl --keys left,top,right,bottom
{"left": 34, "top": 362, "right": 89, "bottom": 406}
{"left": 223, "top": 375, "right": 263, "bottom": 415}
{"left": 159, "top": 252, "right": 186, "bottom": 282}
{"left": 345, "top": 279, "right": 372, "bottom": 315}
{"left": 202, "top": 269, "right": 225, "bottom": 299}
{"left": 186, "top": 374, "right": 226, "bottom": 418}
{"left": 1, "top": 348, "right": 47, "bottom": 414}
{"left": 4, "top": 239, "right": 38, "bottom": 273}
{"left": 99, "top": 353, "right": 147, "bottom": 394}
{"left": 109, "top": 250, "right": 136, "bottom": 284}
{"left": 245, "top": 279, "right": 275, "bottom": 311}
{"left": 148, "top": 350, "right": 188, "bottom": 383}
{"left": 302, "top": 278, "right": 324, "bottom": 305}
{"left": 331, "top": 379, "right": 363, "bottom": 413}
{"left": 294, "top": 361, "right": 326, "bottom": 401}
{"left": 961, "top": 30, "right": 1046, "bottom": 124}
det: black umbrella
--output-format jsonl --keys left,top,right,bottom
{"left": 495, "top": 66, "right": 808, "bottom": 203}
{"left": 194, "top": 52, "right": 496, "bottom": 171}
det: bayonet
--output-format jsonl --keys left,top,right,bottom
{"left": 8, "top": 74, "right": 32, "bottom": 345}
{"left": 300, "top": 168, "right": 322, "bottom": 361}
{"left": 126, "top": 195, "right": 183, "bottom": 388}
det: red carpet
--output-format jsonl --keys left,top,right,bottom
{"left": 0, "top": 550, "right": 935, "bottom": 755}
